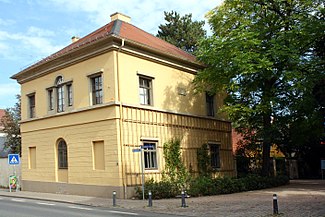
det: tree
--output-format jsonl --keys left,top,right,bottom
{"left": 1, "top": 95, "right": 21, "bottom": 154}
{"left": 157, "top": 11, "right": 206, "bottom": 54}
{"left": 194, "top": 0, "right": 324, "bottom": 176}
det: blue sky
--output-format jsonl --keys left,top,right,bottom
{"left": 0, "top": 0, "right": 223, "bottom": 109}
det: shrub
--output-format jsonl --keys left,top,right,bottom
{"left": 188, "top": 175, "right": 289, "bottom": 198}
{"left": 135, "top": 179, "right": 178, "bottom": 199}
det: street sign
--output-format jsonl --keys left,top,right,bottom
{"left": 321, "top": 160, "right": 325, "bottom": 170}
{"left": 141, "top": 145, "right": 154, "bottom": 149}
{"left": 132, "top": 148, "right": 141, "bottom": 153}
{"left": 8, "top": 154, "right": 20, "bottom": 165}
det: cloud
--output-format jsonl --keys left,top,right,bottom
{"left": 47, "top": 0, "right": 222, "bottom": 34}
{"left": 0, "top": 18, "right": 15, "bottom": 26}
{"left": 0, "top": 27, "right": 64, "bottom": 61}
{"left": 0, "top": 83, "right": 19, "bottom": 96}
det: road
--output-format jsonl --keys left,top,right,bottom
{"left": 0, "top": 197, "right": 177, "bottom": 217}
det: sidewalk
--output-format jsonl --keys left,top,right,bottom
{"left": 0, "top": 180, "right": 324, "bottom": 217}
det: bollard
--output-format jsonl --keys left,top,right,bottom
{"left": 148, "top": 190, "right": 153, "bottom": 207}
{"left": 113, "top": 191, "right": 117, "bottom": 207}
{"left": 273, "top": 194, "right": 279, "bottom": 215}
{"left": 181, "top": 191, "right": 187, "bottom": 208}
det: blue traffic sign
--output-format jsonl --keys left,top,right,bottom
{"left": 8, "top": 154, "right": 20, "bottom": 165}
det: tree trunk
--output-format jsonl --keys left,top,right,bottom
{"left": 261, "top": 79, "right": 274, "bottom": 177}
{"left": 262, "top": 113, "right": 272, "bottom": 177}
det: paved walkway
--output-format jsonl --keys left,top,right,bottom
{"left": 0, "top": 180, "right": 324, "bottom": 217}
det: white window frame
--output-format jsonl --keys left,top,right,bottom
{"left": 138, "top": 74, "right": 154, "bottom": 106}
{"left": 141, "top": 139, "right": 158, "bottom": 170}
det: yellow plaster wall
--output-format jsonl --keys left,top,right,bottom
{"left": 20, "top": 52, "right": 116, "bottom": 120}
{"left": 121, "top": 106, "right": 235, "bottom": 187}
{"left": 21, "top": 106, "right": 123, "bottom": 186}
{"left": 116, "top": 52, "right": 225, "bottom": 118}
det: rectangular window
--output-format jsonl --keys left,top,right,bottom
{"left": 206, "top": 92, "right": 215, "bottom": 117}
{"left": 67, "top": 84, "right": 73, "bottom": 106}
{"left": 209, "top": 144, "right": 221, "bottom": 169}
{"left": 93, "top": 141, "right": 105, "bottom": 170}
{"left": 29, "top": 147, "right": 36, "bottom": 169}
{"left": 57, "top": 85, "right": 64, "bottom": 112}
{"left": 139, "top": 77, "right": 152, "bottom": 105}
{"left": 48, "top": 89, "right": 54, "bottom": 110}
{"left": 91, "top": 75, "right": 103, "bottom": 105}
{"left": 142, "top": 141, "right": 158, "bottom": 170}
{"left": 28, "top": 94, "right": 36, "bottom": 118}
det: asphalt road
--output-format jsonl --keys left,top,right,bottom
{"left": 0, "top": 197, "right": 177, "bottom": 217}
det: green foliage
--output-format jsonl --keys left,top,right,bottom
{"left": 135, "top": 179, "right": 178, "bottom": 199}
{"left": 1, "top": 95, "right": 21, "bottom": 154}
{"left": 196, "top": 144, "right": 211, "bottom": 176}
{"left": 188, "top": 175, "right": 289, "bottom": 197}
{"left": 157, "top": 11, "right": 206, "bottom": 53}
{"left": 136, "top": 174, "right": 289, "bottom": 199}
{"left": 194, "top": 0, "right": 325, "bottom": 176}
{"left": 162, "top": 139, "right": 190, "bottom": 190}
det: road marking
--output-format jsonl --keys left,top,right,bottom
{"left": 68, "top": 206, "right": 93, "bottom": 211}
{"left": 108, "top": 210, "right": 139, "bottom": 216}
{"left": 37, "top": 202, "right": 56, "bottom": 206}
{"left": 11, "top": 198, "right": 26, "bottom": 202}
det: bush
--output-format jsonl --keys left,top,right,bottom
{"left": 188, "top": 175, "right": 289, "bottom": 197}
{"left": 137, "top": 175, "right": 289, "bottom": 199}
{"left": 135, "top": 179, "right": 178, "bottom": 199}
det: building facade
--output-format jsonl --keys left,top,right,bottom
{"left": 12, "top": 13, "right": 235, "bottom": 198}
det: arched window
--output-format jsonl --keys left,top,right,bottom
{"left": 58, "top": 139, "right": 68, "bottom": 169}
{"left": 56, "top": 76, "right": 64, "bottom": 112}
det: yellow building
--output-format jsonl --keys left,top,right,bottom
{"left": 12, "top": 13, "right": 235, "bottom": 198}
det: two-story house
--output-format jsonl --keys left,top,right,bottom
{"left": 12, "top": 13, "right": 235, "bottom": 198}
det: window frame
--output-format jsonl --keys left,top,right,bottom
{"left": 48, "top": 89, "right": 54, "bottom": 111}
{"left": 27, "top": 93, "right": 36, "bottom": 118}
{"left": 206, "top": 92, "right": 215, "bottom": 117}
{"left": 90, "top": 74, "right": 103, "bottom": 105}
{"left": 138, "top": 75, "right": 153, "bottom": 106}
{"left": 67, "top": 83, "right": 73, "bottom": 106}
{"left": 58, "top": 139, "right": 68, "bottom": 169}
{"left": 209, "top": 143, "right": 221, "bottom": 169}
{"left": 56, "top": 76, "right": 65, "bottom": 113}
{"left": 142, "top": 141, "right": 158, "bottom": 170}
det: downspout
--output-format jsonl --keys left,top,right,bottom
{"left": 116, "top": 38, "right": 127, "bottom": 198}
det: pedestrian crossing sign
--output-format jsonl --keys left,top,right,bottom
{"left": 8, "top": 154, "right": 20, "bottom": 165}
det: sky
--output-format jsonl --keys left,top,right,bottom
{"left": 0, "top": 0, "right": 223, "bottom": 109}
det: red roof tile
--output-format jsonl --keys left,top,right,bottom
{"left": 15, "top": 18, "right": 199, "bottom": 76}
{"left": 119, "top": 22, "right": 197, "bottom": 62}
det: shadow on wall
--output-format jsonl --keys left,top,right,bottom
{"left": 163, "top": 81, "right": 204, "bottom": 115}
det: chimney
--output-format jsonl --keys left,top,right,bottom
{"left": 110, "top": 12, "right": 131, "bottom": 23}
{"left": 71, "top": 36, "right": 80, "bottom": 43}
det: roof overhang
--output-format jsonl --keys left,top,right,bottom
{"left": 12, "top": 34, "right": 204, "bottom": 84}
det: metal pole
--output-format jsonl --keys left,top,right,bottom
{"left": 141, "top": 148, "right": 145, "bottom": 200}
{"left": 148, "top": 190, "right": 152, "bottom": 207}
{"left": 273, "top": 194, "right": 279, "bottom": 215}
{"left": 113, "top": 191, "right": 116, "bottom": 207}
{"left": 181, "top": 191, "right": 187, "bottom": 208}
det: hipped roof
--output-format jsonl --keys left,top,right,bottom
{"left": 12, "top": 17, "right": 201, "bottom": 81}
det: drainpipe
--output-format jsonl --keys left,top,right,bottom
{"left": 116, "top": 38, "right": 127, "bottom": 199}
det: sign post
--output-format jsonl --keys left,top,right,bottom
{"left": 8, "top": 154, "right": 20, "bottom": 192}
{"left": 321, "top": 160, "right": 325, "bottom": 180}
{"left": 132, "top": 147, "right": 145, "bottom": 200}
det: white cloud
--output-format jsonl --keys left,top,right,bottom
{"left": 0, "top": 27, "right": 64, "bottom": 60}
{"left": 47, "top": 0, "right": 223, "bottom": 34}
{"left": 0, "top": 83, "right": 19, "bottom": 96}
